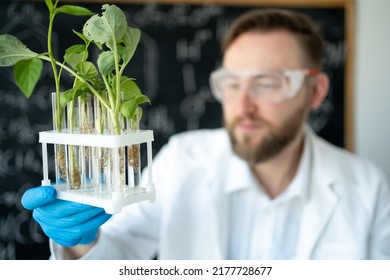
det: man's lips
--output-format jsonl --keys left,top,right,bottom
{"left": 235, "top": 119, "right": 264, "bottom": 132}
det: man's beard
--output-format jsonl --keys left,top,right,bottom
{"left": 225, "top": 106, "right": 307, "bottom": 164}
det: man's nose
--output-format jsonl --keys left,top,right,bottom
{"left": 237, "top": 85, "right": 257, "bottom": 114}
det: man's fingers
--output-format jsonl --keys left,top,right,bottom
{"left": 21, "top": 186, "right": 57, "bottom": 210}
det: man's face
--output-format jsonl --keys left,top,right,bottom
{"left": 222, "top": 30, "right": 312, "bottom": 164}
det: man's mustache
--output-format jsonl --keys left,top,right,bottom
{"left": 230, "top": 114, "right": 270, "bottom": 128}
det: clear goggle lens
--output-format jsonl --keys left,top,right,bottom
{"left": 210, "top": 68, "right": 319, "bottom": 104}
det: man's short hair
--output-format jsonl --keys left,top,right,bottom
{"left": 222, "top": 9, "right": 324, "bottom": 68}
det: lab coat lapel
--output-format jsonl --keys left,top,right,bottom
{"left": 203, "top": 169, "right": 231, "bottom": 259}
{"left": 295, "top": 130, "right": 339, "bottom": 259}
{"left": 296, "top": 176, "right": 338, "bottom": 258}
{"left": 189, "top": 168, "right": 229, "bottom": 259}
{"left": 161, "top": 172, "right": 226, "bottom": 259}
{"left": 160, "top": 132, "right": 232, "bottom": 260}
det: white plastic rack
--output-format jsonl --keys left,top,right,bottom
{"left": 39, "top": 130, "right": 155, "bottom": 214}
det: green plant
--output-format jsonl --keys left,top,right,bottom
{"left": 0, "top": 0, "right": 149, "bottom": 135}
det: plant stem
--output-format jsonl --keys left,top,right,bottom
{"left": 47, "top": 3, "right": 62, "bottom": 131}
{"left": 68, "top": 100, "right": 75, "bottom": 133}
{"left": 102, "top": 74, "right": 115, "bottom": 110}
{"left": 109, "top": 110, "right": 121, "bottom": 135}
{"left": 38, "top": 55, "right": 111, "bottom": 110}
{"left": 113, "top": 43, "right": 122, "bottom": 135}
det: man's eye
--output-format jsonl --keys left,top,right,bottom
{"left": 255, "top": 83, "right": 281, "bottom": 89}
{"left": 223, "top": 80, "right": 240, "bottom": 91}
{"left": 254, "top": 77, "right": 282, "bottom": 90}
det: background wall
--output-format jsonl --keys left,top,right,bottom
{"left": 355, "top": 0, "right": 390, "bottom": 180}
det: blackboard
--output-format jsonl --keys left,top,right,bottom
{"left": 0, "top": 0, "right": 353, "bottom": 259}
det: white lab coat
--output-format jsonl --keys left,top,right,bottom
{"left": 53, "top": 127, "right": 390, "bottom": 259}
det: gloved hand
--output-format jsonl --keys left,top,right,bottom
{"left": 21, "top": 186, "right": 111, "bottom": 247}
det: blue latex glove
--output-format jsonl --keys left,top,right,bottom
{"left": 21, "top": 186, "right": 111, "bottom": 247}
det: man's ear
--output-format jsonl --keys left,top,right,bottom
{"left": 309, "top": 73, "right": 329, "bottom": 110}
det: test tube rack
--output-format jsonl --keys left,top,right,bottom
{"left": 39, "top": 130, "right": 155, "bottom": 214}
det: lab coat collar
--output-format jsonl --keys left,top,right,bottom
{"left": 224, "top": 153, "right": 254, "bottom": 194}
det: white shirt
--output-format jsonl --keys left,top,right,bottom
{"left": 227, "top": 134, "right": 311, "bottom": 259}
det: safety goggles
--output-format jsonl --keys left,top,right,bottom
{"left": 210, "top": 68, "right": 320, "bottom": 104}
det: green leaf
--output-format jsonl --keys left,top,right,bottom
{"left": 82, "top": 4, "right": 127, "bottom": 50}
{"left": 93, "top": 42, "right": 103, "bottom": 50}
{"left": 121, "top": 27, "right": 140, "bottom": 64}
{"left": 55, "top": 5, "right": 94, "bottom": 16}
{"left": 76, "top": 61, "right": 98, "bottom": 79}
{"left": 60, "top": 89, "right": 73, "bottom": 107}
{"left": 79, "top": 91, "right": 93, "bottom": 102}
{"left": 121, "top": 78, "right": 142, "bottom": 100}
{"left": 0, "top": 34, "right": 38, "bottom": 67}
{"left": 64, "top": 44, "right": 87, "bottom": 69}
{"left": 61, "top": 88, "right": 84, "bottom": 106}
{"left": 135, "top": 95, "right": 151, "bottom": 106}
{"left": 120, "top": 99, "right": 137, "bottom": 119}
{"left": 135, "top": 106, "right": 143, "bottom": 121}
{"left": 73, "top": 30, "right": 88, "bottom": 44}
{"left": 45, "top": 0, "right": 53, "bottom": 12}
{"left": 13, "top": 58, "right": 43, "bottom": 98}
{"left": 73, "top": 78, "right": 86, "bottom": 92}
{"left": 97, "top": 51, "right": 115, "bottom": 75}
